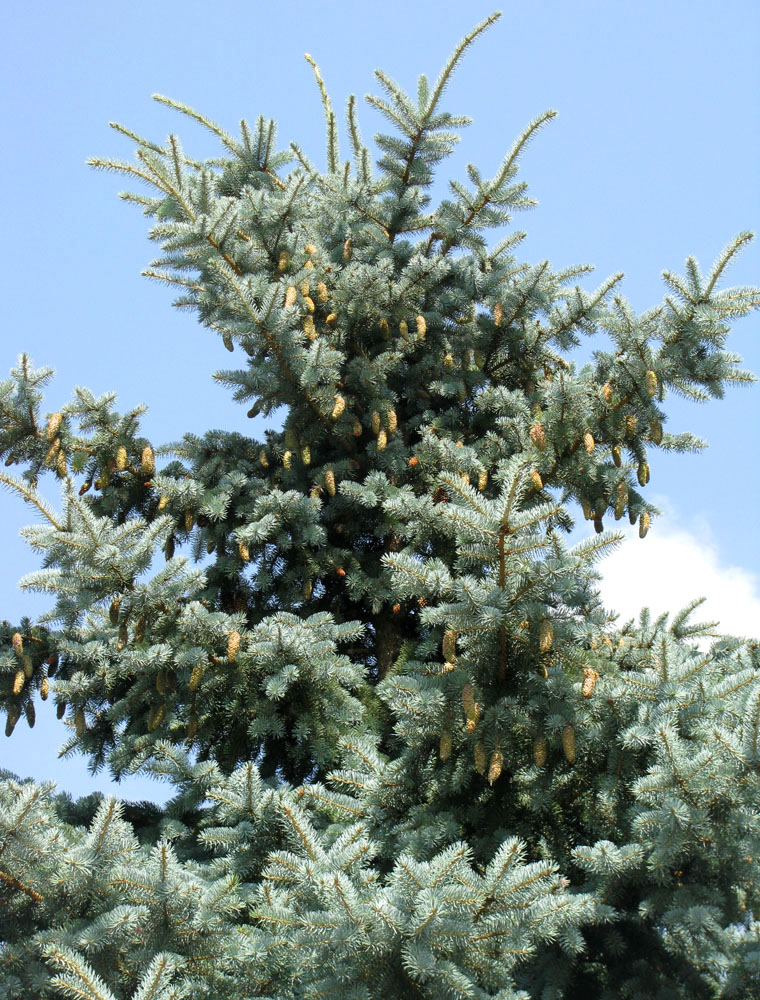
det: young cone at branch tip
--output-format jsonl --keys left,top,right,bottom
{"left": 615, "top": 482, "right": 628, "bottom": 520}
{"left": 625, "top": 415, "right": 638, "bottom": 437}
{"left": 75, "top": 707, "right": 86, "bottom": 738}
{"left": 439, "top": 730, "right": 452, "bottom": 762}
{"left": 238, "top": 541, "right": 250, "bottom": 562}
{"left": 303, "top": 315, "right": 316, "bottom": 340}
{"left": 488, "top": 750, "right": 504, "bottom": 785}
{"left": 645, "top": 369, "right": 658, "bottom": 397}
{"left": 302, "top": 578, "right": 312, "bottom": 600}
{"left": 534, "top": 734, "right": 548, "bottom": 767}
{"left": 326, "top": 312, "right": 337, "bottom": 327}
{"left": 141, "top": 445, "right": 154, "bottom": 475}
{"left": 259, "top": 449, "right": 269, "bottom": 468}
{"left": 376, "top": 429, "right": 387, "bottom": 451}
{"left": 562, "top": 723, "right": 576, "bottom": 763}
{"left": 639, "top": 509, "right": 651, "bottom": 538}
{"left": 379, "top": 318, "right": 390, "bottom": 339}
{"left": 22, "top": 655, "right": 33, "bottom": 679}
{"left": 638, "top": 460, "right": 650, "bottom": 486}
{"left": 649, "top": 418, "right": 663, "bottom": 444}
{"left": 399, "top": 320, "right": 409, "bottom": 340}
{"left": 444, "top": 352, "right": 455, "bottom": 371}
{"left": 304, "top": 295, "right": 315, "bottom": 314}
{"left": 493, "top": 302, "right": 503, "bottom": 327}
{"left": 539, "top": 619, "right": 554, "bottom": 654}
{"left": 301, "top": 445, "right": 311, "bottom": 465}
{"left": 317, "top": 281, "right": 328, "bottom": 302}
{"left": 283, "top": 450, "right": 292, "bottom": 470}
{"left": 386, "top": 409, "right": 397, "bottom": 434}
{"left": 184, "top": 510, "right": 195, "bottom": 531}
{"left": 186, "top": 711, "right": 198, "bottom": 740}
{"left": 442, "top": 630, "right": 457, "bottom": 664}
{"left": 602, "top": 382, "right": 613, "bottom": 404}
{"left": 188, "top": 663, "right": 204, "bottom": 692}
{"left": 117, "top": 623, "right": 128, "bottom": 651}
{"left": 612, "top": 445, "right": 622, "bottom": 468}
{"left": 46, "top": 412, "right": 62, "bottom": 441}
{"left": 582, "top": 667, "right": 599, "bottom": 698}
{"left": 583, "top": 431, "right": 595, "bottom": 454}
{"left": 13, "top": 669, "right": 24, "bottom": 695}
{"left": 12, "top": 632, "right": 22, "bottom": 656}
{"left": 325, "top": 468, "right": 336, "bottom": 496}
{"left": 278, "top": 250, "right": 289, "bottom": 272}
{"left": 227, "top": 630, "right": 241, "bottom": 662}
{"left": 116, "top": 445, "right": 128, "bottom": 471}
{"left": 530, "top": 469, "right": 543, "bottom": 491}
{"left": 40, "top": 675, "right": 49, "bottom": 700}
{"left": 530, "top": 422, "right": 547, "bottom": 451}
{"left": 148, "top": 703, "right": 166, "bottom": 732}
{"left": 343, "top": 238, "right": 352, "bottom": 261}
{"left": 5, "top": 704, "right": 20, "bottom": 737}
{"left": 44, "top": 437, "right": 60, "bottom": 467}
{"left": 285, "top": 285, "right": 297, "bottom": 307}
{"left": 478, "top": 469, "right": 488, "bottom": 491}
{"left": 352, "top": 420, "right": 362, "bottom": 436}
{"left": 371, "top": 411, "right": 381, "bottom": 435}
{"left": 474, "top": 744, "right": 487, "bottom": 774}
{"left": 416, "top": 315, "right": 426, "bottom": 337}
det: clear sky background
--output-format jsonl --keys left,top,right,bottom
{"left": 1, "top": 0, "right": 758, "bottom": 804}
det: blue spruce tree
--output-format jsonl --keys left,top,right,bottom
{"left": 2, "top": 12, "right": 760, "bottom": 998}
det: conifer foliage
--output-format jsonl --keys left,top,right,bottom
{"left": 3, "top": 12, "right": 760, "bottom": 997}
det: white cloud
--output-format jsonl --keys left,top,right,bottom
{"left": 595, "top": 500, "right": 760, "bottom": 642}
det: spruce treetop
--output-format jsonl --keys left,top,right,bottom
{"left": 2, "top": 12, "right": 760, "bottom": 998}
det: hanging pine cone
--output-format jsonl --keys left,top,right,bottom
{"left": 530, "top": 469, "right": 543, "bottom": 491}
{"left": 494, "top": 302, "right": 504, "bottom": 327}
{"left": 639, "top": 510, "right": 651, "bottom": 538}
{"left": 75, "top": 707, "right": 87, "bottom": 738}
{"left": 611, "top": 445, "right": 622, "bottom": 468}
{"left": 439, "top": 730, "right": 452, "bottom": 762}
{"left": 46, "top": 412, "right": 62, "bottom": 440}
{"left": 530, "top": 423, "right": 547, "bottom": 451}
{"left": 416, "top": 315, "right": 426, "bottom": 337}
{"left": 561, "top": 723, "right": 576, "bottom": 763}
{"left": 488, "top": 750, "right": 504, "bottom": 785}
{"left": 539, "top": 619, "right": 554, "bottom": 654}
{"left": 637, "top": 460, "right": 650, "bottom": 486}
{"left": 5, "top": 704, "right": 20, "bottom": 737}
{"left": 602, "top": 382, "right": 613, "bottom": 404}
{"left": 645, "top": 370, "right": 658, "bottom": 397}
{"left": 533, "top": 734, "right": 548, "bottom": 767}
{"left": 227, "top": 631, "right": 241, "bottom": 662}
{"left": 40, "top": 675, "right": 49, "bottom": 700}
{"left": 189, "top": 663, "right": 204, "bottom": 692}
{"left": 303, "top": 315, "right": 316, "bottom": 340}
{"left": 386, "top": 409, "right": 398, "bottom": 434}
{"left": 478, "top": 470, "right": 488, "bottom": 491}
{"left": 141, "top": 446, "right": 155, "bottom": 476}
{"left": 377, "top": 429, "right": 388, "bottom": 451}
{"left": 325, "top": 469, "right": 336, "bottom": 496}
{"left": 13, "top": 669, "right": 24, "bottom": 695}
{"left": 442, "top": 630, "right": 457, "bottom": 664}
{"left": 11, "top": 632, "right": 22, "bottom": 656}
{"left": 187, "top": 711, "right": 198, "bottom": 740}
{"left": 614, "top": 482, "right": 628, "bottom": 520}
{"left": 474, "top": 744, "right": 487, "bottom": 774}
{"left": 583, "top": 431, "right": 595, "bottom": 454}
{"left": 581, "top": 667, "right": 598, "bottom": 698}
{"left": 649, "top": 418, "right": 663, "bottom": 445}
{"left": 379, "top": 319, "right": 390, "bottom": 339}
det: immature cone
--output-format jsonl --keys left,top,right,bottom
{"left": 398, "top": 320, "right": 409, "bottom": 342}
{"left": 533, "top": 734, "right": 548, "bottom": 767}
{"left": 639, "top": 510, "right": 651, "bottom": 538}
{"left": 581, "top": 667, "right": 598, "bottom": 698}
{"left": 494, "top": 302, "right": 504, "bottom": 327}
{"left": 222, "top": 332, "right": 234, "bottom": 352}
{"left": 594, "top": 515, "right": 604, "bottom": 534}
{"left": 5, "top": 704, "right": 20, "bottom": 737}
{"left": 283, "top": 450, "right": 292, "bottom": 470}
{"left": 371, "top": 411, "right": 381, "bottom": 435}
{"left": 117, "top": 623, "right": 128, "bottom": 651}
{"left": 478, "top": 470, "right": 488, "bottom": 491}
{"left": 474, "top": 744, "right": 487, "bottom": 774}
{"left": 317, "top": 281, "right": 328, "bottom": 302}
{"left": 343, "top": 238, "right": 352, "bottom": 261}
{"left": 602, "top": 382, "right": 613, "bottom": 404}
{"left": 284, "top": 285, "right": 297, "bottom": 308}
{"left": 303, "top": 295, "right": 315, "bottom": 314}
{"left": 259, "top": 449, "right": 269, "bottom": 468}
{"left": 25, "top": 700, "right": 36, "bottom": 729}
{"left": 11, "top": 632, "right": 22, "bottom": 656}
{"left": 278, "top": 250, "right": 289, "bottom": 272}
{"left": 645, "top": 369, "right": 658, "bottom": 397}
{"left": 239, "top": 541, "right": 250, "bottom": 562}
{"left": 583, "top": 431, "right": 595, "bottom": 454}
{"left": 56, "top": 701, "right": 66, "bottom": 720}
{"left": 462, "top": 683, "right": 476, "bottom": 720}
{"left": 488, "top": 750, "right": 504, "bottom": 785}
{"left": 75, "top": 707, "right": 86, "bottom": 738}
{"left": 148, "top": 703, "right": 166, "bottom": 732}
{"left": 416, "top": 315, "right": 426, "bottom": 337}
{"left": 581, "top": 498, "right": 593, "bottom": 521}
{"left": 116, "top": 445, "right": 128, "bottom": 471}
{"left": 561, "top": 723, "right": 576, "bottom": 764}
{"left": 637, "top": 460, "right": 650, "bottom": 486}
{"left": 156, "top": 670, "right": 167, "bottom": 696}
{"left": 614, "top": 482, "right": 628, "bottom": 520}
{"left": 22, "top": 655, "right": 33, "bottom": 679}
{"left": 377, "top": 429, "right": 387, "bottom": 451}
{"left": 611, "top": 445, "right": 622, "bottom": 468}
{"left": 442, "top": 630, "right": 457, "bottom": 664}
{"left": 227, "top": 630, "right": 241, "bottom": 662}
{"left": 325, "top": 469, "right": 336, "bottom": 496}
{"left": 140, "top": 445, "right": 155, "bottom": 476}
{"left": 305, "top": 242, "right": 318, "bottom": 256}
{"left": 530, "top": 423, "right": 547, "bottom": 451}
{"left": 439, "top": 730, "right": 452, "bottom": 762}
{"left": 301, "top": 445, "right": 311, "bottom": 466}
{"left": 55, "top": 449, "right": 67, "bottom": 478}
{"left": 625, "top": 415, "right": 638, "bottom": 437}
{"left": 40, "top": 675, "right": 49, "bottom": 701}
{"left": 539, "top": 619, "right": 554, "bottom": 654}
{"left": 530, "top": 469, "right": 543, "bottom": 491}
{"left": 45, "top": 438, "right": 60, "bottom": 467}
{"left": 302, "top": 578, "right": 313, "bottom": 600}
{"left": 46, "top": 412, "right": 62, "bottom": 441}
{"left": 386, "top": 409, "right": 397, "bottom": 435}
{"left": 188, "top": 663, "right": 204, "bottom": 692}
{"left": 379, "top": 318, "right": 390, "bottom": 339}
{"left": 135, "top": 617, "right": 146, "bottom": 644}
{"left": 186, "top": 711, "right": 198, "bottom": 740}
{"left": 444, "top": 352, "right": 455, "bottom": 370}
{"left": 352, "top": 421, "right": 363, "bottom": 437}
{"left": 13, "top": 669, "right": 24, "bottom": 695}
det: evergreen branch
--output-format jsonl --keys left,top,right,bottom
{"left": 0, "top": 472, "right": 62, "bottom": 529}
{"left": 426, "top": 12, "right": 502, "bottom": 121}
{"left": 0, "top": 867, "right": 43, "bottom": 902}
{"left": 704, "top": 231, "right": 754, "bottom": 299}
{"left": 304, "top": 54, "right": 340, "bottom": 174}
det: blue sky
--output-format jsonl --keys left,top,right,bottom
{"left": 1, "top": 0, "right": 758, "bottom": 803}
